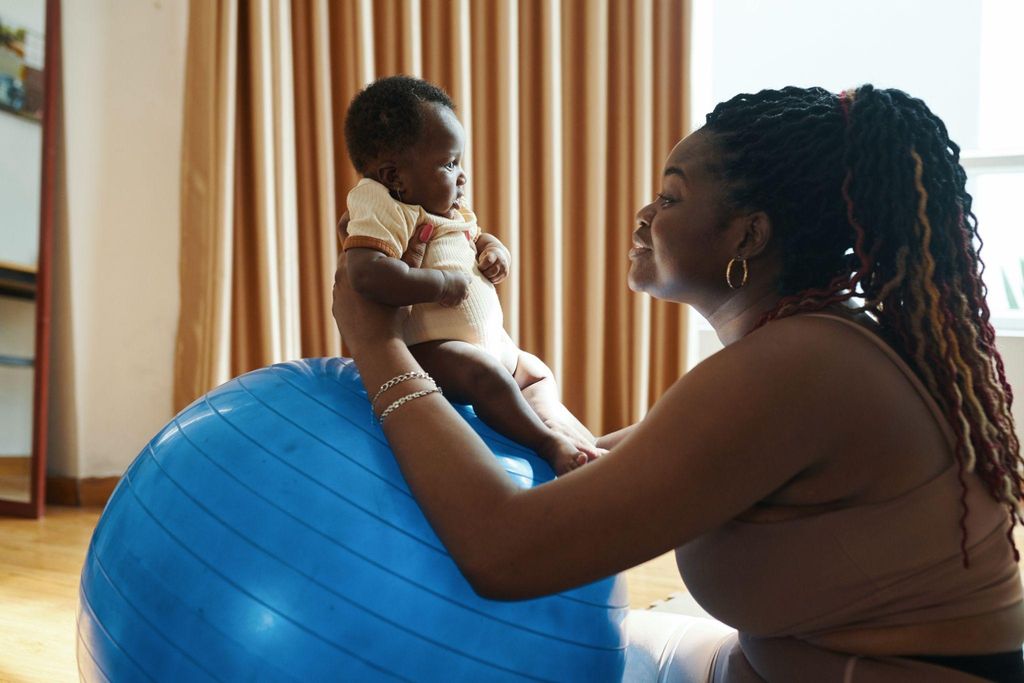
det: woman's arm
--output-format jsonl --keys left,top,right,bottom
{"left": 335, "top": 265, "right": 834, "bottom": 600}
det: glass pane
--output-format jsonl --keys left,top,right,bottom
{"left": 705, "top": 0, "right": 1024, "bottom": 153}
{"left": 0, "top": 1, "right": 45, "bottom": 507}
{"left": 978, "top": 0, "right": 1024, "bottom": 151}
{"left": 0, "top": 2, "right": 45, "bottom": 269}
{"left": 970, "top": 171, "right": 1024, "bottom": 318}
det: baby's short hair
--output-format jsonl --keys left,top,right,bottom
{"left": 344, "top": 75, "right": 455, "bottom": 175}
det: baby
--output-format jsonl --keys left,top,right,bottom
{"left": 342, "top": 76, "right": 597, "bottom": 475}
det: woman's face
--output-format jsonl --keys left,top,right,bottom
{"left": 628, "top": 131, "right": 737, "bottom": 307}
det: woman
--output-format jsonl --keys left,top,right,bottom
{"left": 333, "top": 86, "right": 1024, "bottom": 682}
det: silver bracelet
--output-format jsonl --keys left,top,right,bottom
{"left": 372, "top": 371, "right": 433, "bottom": 407}
{"left": 379, "top": 386, "right": 443, "bottom": 422}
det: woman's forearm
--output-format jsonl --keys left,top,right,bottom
{"left": 354, "top": 340, "right": 524, "bottom": 585}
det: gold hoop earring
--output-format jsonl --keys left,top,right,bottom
{"left": 726, "top": 258, "right": 748, "bottom": 289}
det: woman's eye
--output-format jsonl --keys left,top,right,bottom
{"left": 656, "top": 193, "right": 678, "bottom": 207}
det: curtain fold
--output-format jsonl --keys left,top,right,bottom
{"left": 292, "top": 0, "right": 339, "bottom": 357}
{"left": 175, "top": 0, "right": 691, "bottom": 436}
{"left": 175, "top": 0, "right": 238, "bottom": 412}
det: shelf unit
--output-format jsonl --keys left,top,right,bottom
{"left": 0, "top": 261, "right": 36, "bottom": 300}
{"left": 0, "top": 259, "right": 37, "bottom": 506}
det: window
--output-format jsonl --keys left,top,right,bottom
{"left": 688, "top": 0, "right": 1024, "bottom": 331}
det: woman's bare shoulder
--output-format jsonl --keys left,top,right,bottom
{"left": 591, "top": 316, "right": 864, "bottom": 538}
{"left": 692, "top": 313, "right": 870, "bottom": 390}
{"left": 696, "top": 313, "right": 952, "bottom": 501}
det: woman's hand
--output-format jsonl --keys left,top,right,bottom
{"left": 333, "top": 216, "right": 435, "bottom": 354}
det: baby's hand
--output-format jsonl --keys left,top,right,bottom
{"left": 438, "top": 270, "right": 472, "bottom": 307}
{"left": 477, "top": 246, "right": 510, "bottom": 284}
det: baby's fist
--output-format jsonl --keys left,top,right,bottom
{"left": 477, "top": 246, "right": 510, "bottom": 284}
{"left": 438, "top": 270, "right": 472, "bottom": 307}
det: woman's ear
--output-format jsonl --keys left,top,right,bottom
{"left": 734, "top": 211, "right": 772, "bottom": 259}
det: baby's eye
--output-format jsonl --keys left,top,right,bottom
{"left": 444, "top": 161, "right": 458, "bottom": 170}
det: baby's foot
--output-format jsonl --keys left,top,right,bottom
{"left": 538, "top": 433, "right": 591, "bottom": 476}
{"left": 542, "top": 414, "right": 597, "bottom": 450}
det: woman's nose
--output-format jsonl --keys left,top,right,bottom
{"left": 635, "top": 202, "right": 655, "bottom": 226}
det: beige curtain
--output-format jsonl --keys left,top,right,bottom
{"left": 176, "top": 0, "right": 691, "bottom": 436}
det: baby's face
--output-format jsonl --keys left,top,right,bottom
{"left": 396, "top": 103, "right": 467, "bottom": 217}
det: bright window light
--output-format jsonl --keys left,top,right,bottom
{"left": 691, "top": 0, "right": 1024, "bottom": 329}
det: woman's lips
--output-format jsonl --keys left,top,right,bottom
{"left": 630, "top": 231, "right": 652, "bottom": 259}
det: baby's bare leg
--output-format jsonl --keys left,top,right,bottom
{"left": 409, "top": 340, "right": 586, "bottom": 474}
{"left": 513, "top": 351, "right": 598, "bottom": 449}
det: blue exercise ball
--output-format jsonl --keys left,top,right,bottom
{"left": 77, "top": 358, "right": 627, "bottom": 682}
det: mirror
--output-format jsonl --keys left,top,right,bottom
{"left": 0, "top": 0, "right": 57, "bottom": 517}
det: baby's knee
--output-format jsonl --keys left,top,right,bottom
{"left": 461, "top": 351, "right": 517, "bottom": 396}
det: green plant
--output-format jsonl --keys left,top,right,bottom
{"left": 0, "top": 22, "right": 26, "bottom": 50}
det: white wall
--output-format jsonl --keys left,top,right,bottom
{"left": 49, "top": 0, "right": 187, "bottom": 478}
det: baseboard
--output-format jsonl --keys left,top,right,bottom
{"left": 45, "top": 476, "right": 120, "bottom": 507}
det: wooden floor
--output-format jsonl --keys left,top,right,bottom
{"left": 0, "top": 506, "right": 683, "bottom": 683}
{"left": 1, "top": 506, "right": 102, "bottom": 683}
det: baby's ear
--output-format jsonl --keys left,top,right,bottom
{"left": 376, "top": 163, "right": 400, "bottom": 192}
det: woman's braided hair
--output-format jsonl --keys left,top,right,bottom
{"left": 704, "top": 85, "right": 1023, "bottom": 562}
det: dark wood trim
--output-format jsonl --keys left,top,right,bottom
{"left": 0, "top": 0, "right": 58, "bottom": 519}
{"left": 0, "top": 498, "right": 38, "bottom": 517}
{"left": 79, "top": 477, "right": 118, "bottom": 507}
{"left": 45, "top": 476, "right": 119, "bottom": 508}
{"left": 44, "top": 476, "right": 79, "bottom": 506}
{"left": 29, "top": 0, "right": 61, "bottom": 519}
{"left": 16, "top": 0, "right": 60, "bottom": 519}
